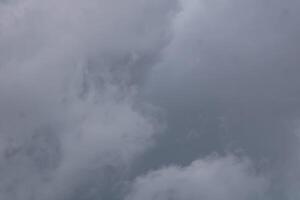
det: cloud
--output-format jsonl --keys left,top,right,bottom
{"left": 126, "top": 155, "right": 268, "bottom": 200}
{"left": 0, "top": 0, "right": 178, "bottom": 199}
{"left": 1, "top": 0, "right": 300, "bottom": 199}
{"left": 143, "top": 0, "right": 300, "bottom": 198}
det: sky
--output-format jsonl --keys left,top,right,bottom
{"left": 0, "top": 0, "right": 300, "bottom": 199}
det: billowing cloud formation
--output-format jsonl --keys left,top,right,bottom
{"left": 1, "top": 0, "right": 300, "bottom": 199}
{"left": 0, "top": 0, "right": 177, "bottom": 199}
{"left": 127, "top": 156, "right": 267, "bottom": 200}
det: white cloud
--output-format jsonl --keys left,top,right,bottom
{"left": 126, "top": 156, "right": 268, "bottom": 200}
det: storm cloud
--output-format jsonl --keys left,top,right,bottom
{"left": 0, "top": 0, "right": 300, "bottom": 199}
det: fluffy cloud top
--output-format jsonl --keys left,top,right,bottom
{"left": 127, "top": 156, "right": 268, "bottom": 200}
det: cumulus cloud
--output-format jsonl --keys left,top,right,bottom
{"left": 127, "top": 156, "right": 268, "bottom": 200}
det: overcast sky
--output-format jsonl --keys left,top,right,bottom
{"left": 0, "top": 0, "right": 299, "bottom": 199}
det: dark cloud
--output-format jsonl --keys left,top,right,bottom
{"left": 1, "top": 0, "right": 300, "bottom": 199}
{"left": 145, "top": 0, "right": 300, "bottom": 199}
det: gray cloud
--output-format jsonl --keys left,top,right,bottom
{"left": 144, "top": 0, "right": 300, "bottom": 199}
{"left": 1, "top": 0, "right": 300, "bottom": 199}
{"left": 0, "top": 0, "right": 178, "bottom": 199}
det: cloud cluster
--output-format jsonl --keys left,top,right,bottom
{"left": 127, "top": 156, "right": 267, "bottom": 200}
{"left": 0, "top": 0, "right": 178, "bottom": 199}
{"left": 1, "top": 0, "right": 300, "bottom": 199}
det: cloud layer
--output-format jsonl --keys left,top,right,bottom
{"left": 1, "top": 0, "right": 300, "bottom": 199}
{"left": 146, "top": 1, "right": 300, "bottom": 198}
